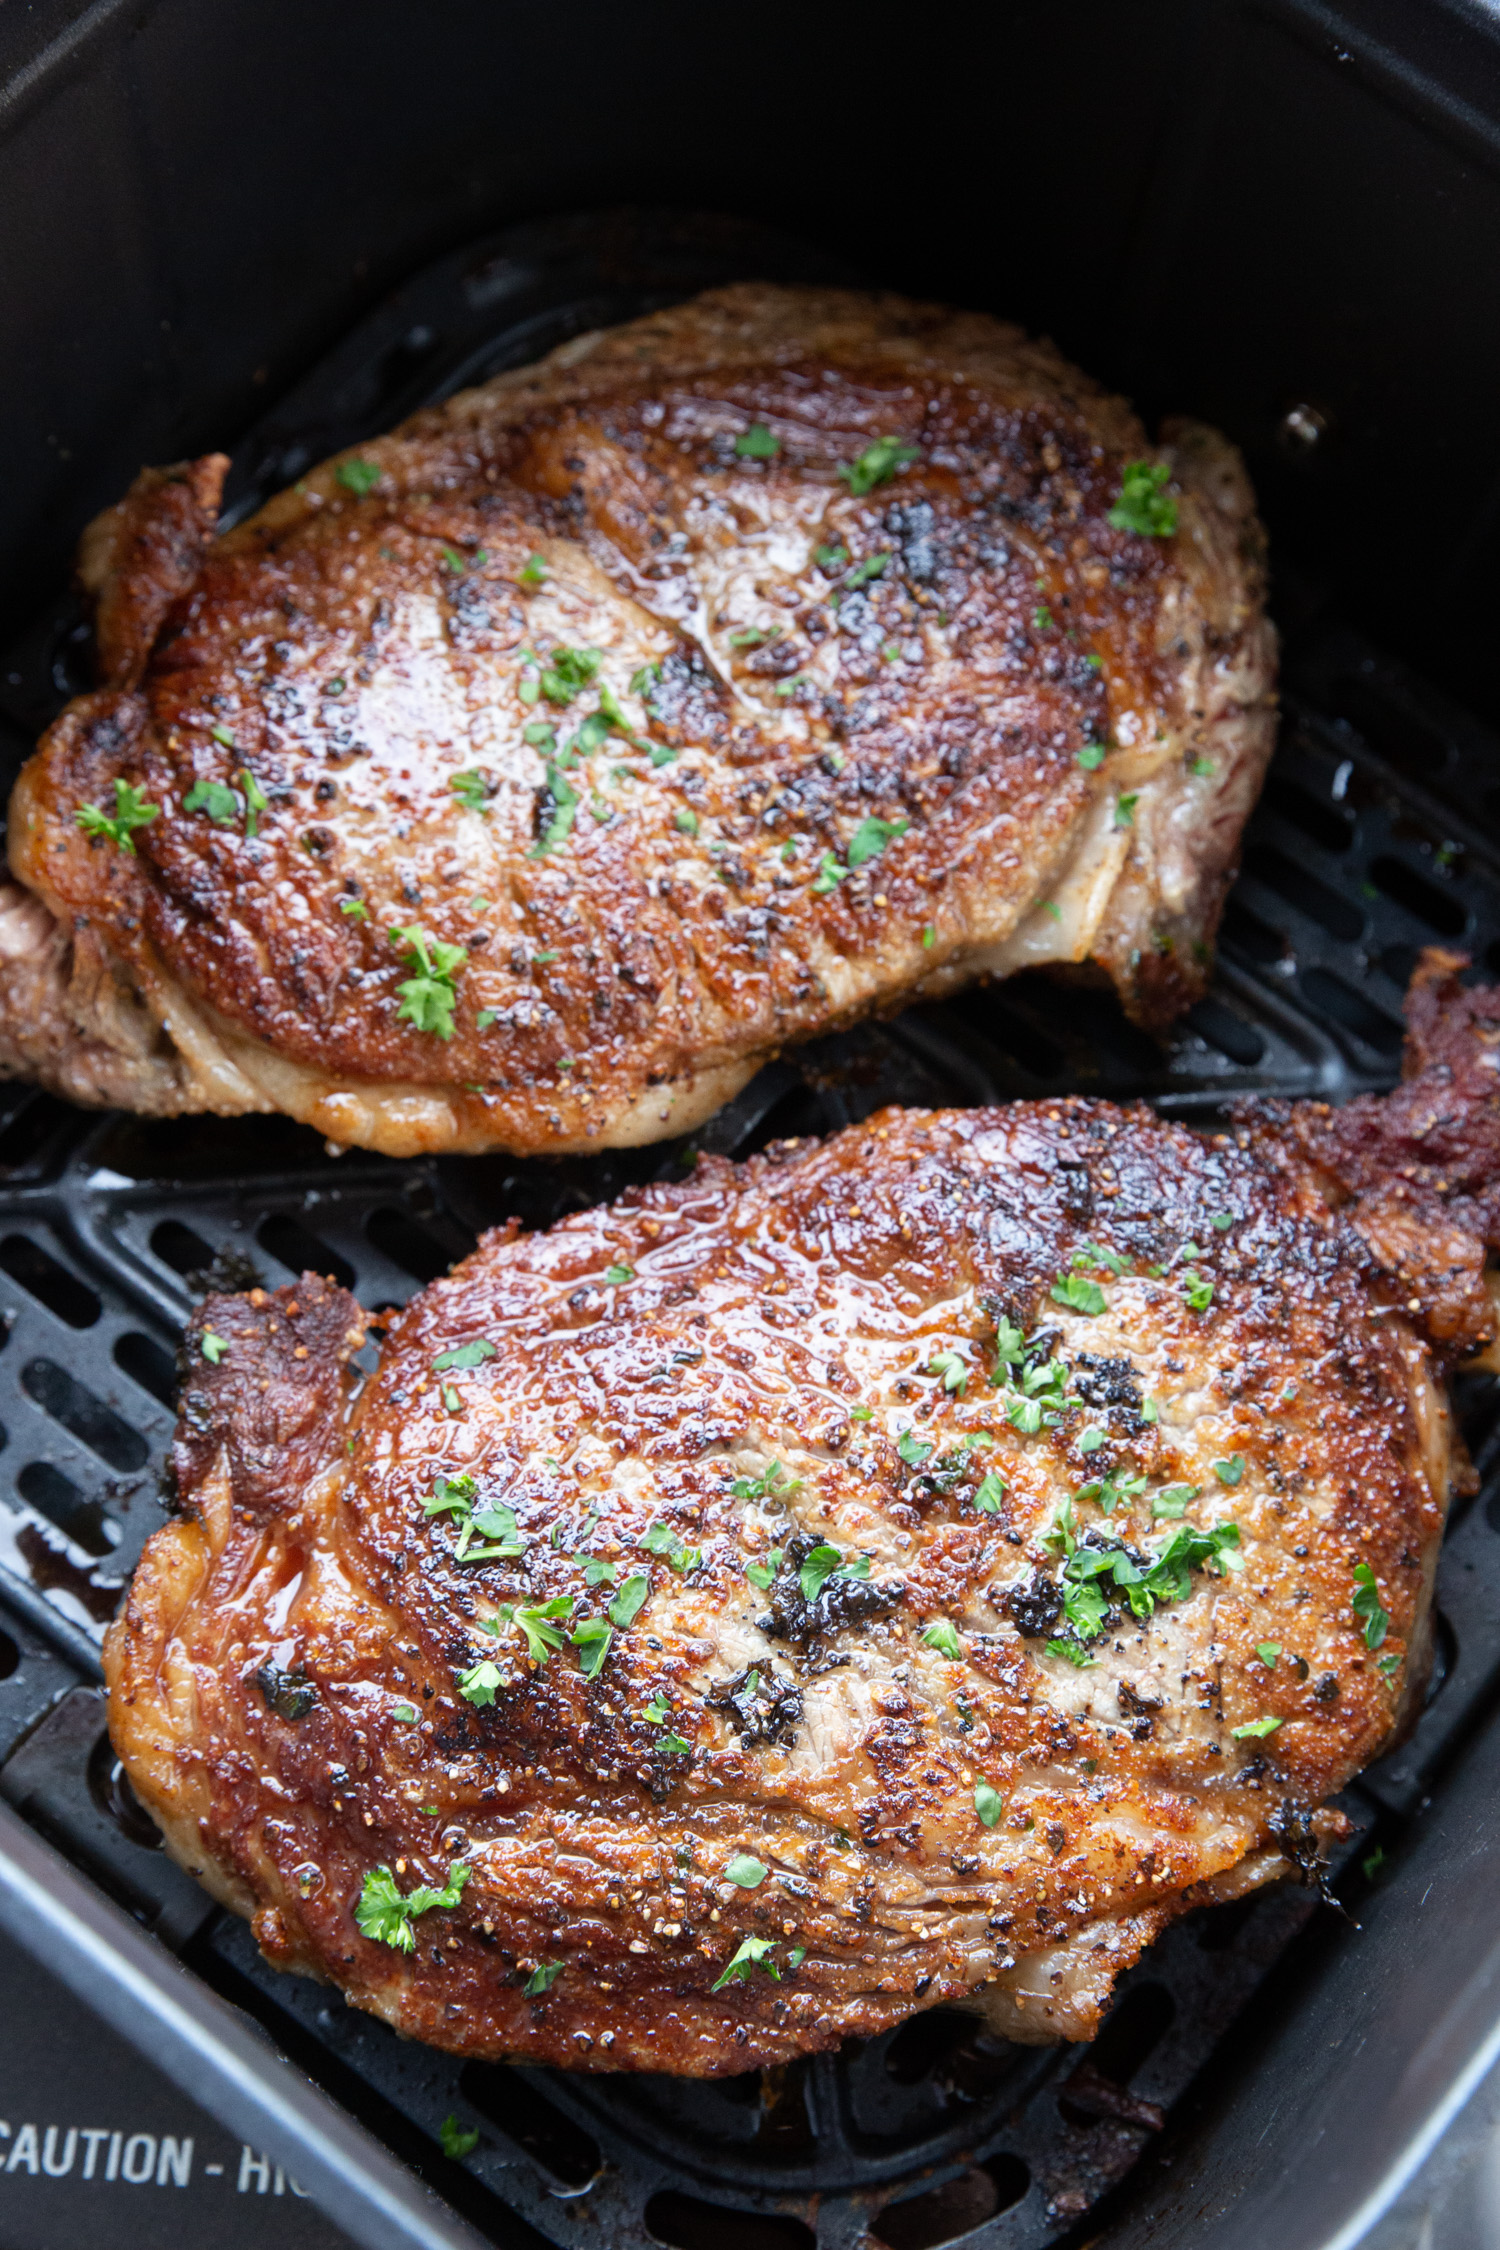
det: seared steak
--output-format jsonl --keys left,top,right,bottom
{"left": 103, "top": 952, "right": 1494, "bottom": 2075}
{"left": 4, "top": 284, "right": 1274, "bottom": 1155}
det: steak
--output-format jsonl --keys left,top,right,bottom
{"left": 3, "top": 283, "right": 1274, "bottom": 1156}
{"left": 103, "top": 951, "right": 1495, "bottom": 2075}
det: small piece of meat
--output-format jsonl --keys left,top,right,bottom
{"left": 4, "top": 284, "right": 1276, "bottom": 1156}
{"left": 103, "top": 960, "right": 1497, "bottom": 2077}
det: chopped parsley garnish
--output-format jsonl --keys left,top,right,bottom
{"left": 440, "top": 544, "right": 468, "bottom": 573}
{"left": 674, "top": 808, "right": 699, "bottom": 836}
{"left": 388, "top": 925, "right": 467, "bottom": 1039}
{"left": 1152, "top": 1484, "right": 1196, "bottom": 1518}
{"left": 643, "top": 1522, "right": 702, "bottom": 1575}
{"left": 730, "top": 1459, "right": 801, "bottom": 1503}
{"left": 744, "top": 1550, "right": 782, "bottom": 1590}
{"left": 519, "top": 553, "right": 548, "bottom": 587}
{"left": 339, "top": 898, "right": 367, "bottom": 920}
{"left": 458, "top": 1659, "right": 506, "bottom": 1707}
{"left": 1213, "top": 1456, "right": 1244, "bottom": 1486}
{"left": 812, "top": 851, "right": 848, "bottom": 895}
{"left": 897, "top": 1429, "right": 934, "bottom": 1468}
{"left": 76, "top": 779, "right": 159, "bottom": 855}
{"left": 1256, "top": 1641, "right": 1281, "bottom": 1668}
{"left": 336, "top": 458, "right": 382, "bottom": 497}
{"left": 450, "top": 770, "right": 490, "bottom": 815}
{"left": 1231, "top": 1716, "right": 1282, "bottom": 1740}
{"left": 850, "top": 1405, "right": 874, "bottom": 1421}
{"left": 922, "top": 924, "right": 936, "bottom": 947}
{"left": 711, "top": 1936, "right": 803, "bottom": 1991}
{"left": 735, "top": 423, "right": 779, "bottom": 459}
{"left": 1211, "top": 1211, "right": 1233, "bottom": 1231}
{"left": 1108, "top": 459, "right": 1178, "bottom": 538}
{"left": 839, "top": 438, "right": 920, "bottom": 497}
{"left": 433, "top": 1340, "right": 498, "bottom": 1372}
{"left": 240, "top": 768, "right": 268, "bottom": 839}
{"left": 1114, "top": 792, "right": 1139, "bottom": 829}
{"left": 926, "top": 1349, "right": 969, "bottom": 1396}
{"left": 815, "top": 542, "right": 849, "bottom": 570}
{"left": 538, "top": 645, "right": 602, "bottom": 706}
{"left": 973, "top": 1470, "right": 1007, "bottom": 1515}
{"left": 1074, "top": 1240, "right": 1126, "bottom": 1276}
{"left": 491, "top": 1596, "right": 572, "bottom": 1664}
{"left": 392, "top": 1703, "right": 419, "bottom": 1723}
{"left": 1352, "top": 1562, "right": 1389, "bottom": 1650}
{"left": 1047, "top": 1638, "right": 1098, "bottom": 1668}
{"left": 1183, "top": 1272, "right": 1215, "bottom": 1312}
{"left": 1077, "top": 743, "right": 1107, "bottom": 771}
{"left": 355, "top": 1861, "right": 467, "bottom": 1951}
{"left": 1051, "top": 1272, "right": 1107, "bottom": 1316}
{"left": 1362, "top": 1846, "right": 1386, "bottom": 1881}
{"left": 1191, "top": 755, "right": 1216, "bottom": 777}
{"left": 974, "top": 1781, "right": 1004, "bottom": 1827}
{"left": 839, "top": 552, "right": 889, "bottom": 596}
{"left": 723, "top": 1852, "right": 768, "bottom": 1887}
{"left": 183, "top": 777, "right": 240, "bottom": 824}
{"left": 1046, "top": 1517, "right": 1243, "bottom": 1649}
{"left": 923, "top": 1619, "right": 963, "bottom": 1661}
{"left": 798, "top": 1542, "right": 870, "bottom": 1603}
{"left": 847, "top": 813, "right": 909, "bottom": 867}
{"left": 440, "top": 2116, "right": 480, "bottom": 2161}
{"left": 570, "top": 1616, "right": 613, "bottom": 1679}
{"left": 1041, "top": 901, "right": 1063, "bottom": 922}
{"left": 200, "top": 1331, "right": 229, "bottom": 1364}
{"left": 530, "top": 761, "right": 579, "bottom": 856}
{"left": 523, "top": 1962, "right": 563, "bottom": 1997}
{"left": 604, "top": 1262, "right": 635, "bottom": 1284}
{"left": 1377, "top": 1651, "right": 1403, "bottom": 1683}
{"left": 608, "top": 1573, "right": 650, "bottom": 1628}
{"left": 424, "top": 1473, "right": 524, "bottom": 1565}
{"left": 1033, "top": 604, "right": 1053, "bottom": 631}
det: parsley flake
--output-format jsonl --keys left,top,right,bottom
{"left": 388, "top": 924, "right": 467, "bottom": 1039}
{"left": 183, "top": 777, "right": 240, "bottom": 825}
{"left": 711, "top": 1936, "right": 790, "bottom": 1991}
{"left": 1077, "top": 743, "right": 1107, "bottom": 771}
{"left": 973, "top": 1470, "right": 1007, "bottom": 1514}
{"left": 839, "top": 438, "right": 920, "bottom": 497}
{"left": 355, "top": 1861, "right": 468, "bottom": 1952}
{"left": 339, "top": 897, "right": 367, "bottom": 920}
{"left": 1256, "top": 1642, "right": 1281, "bottom": 1668}
{"left": 604, "top": 1262, "right": 635, "bottom": 1284}
{"left": 1352, "top": 1562, "right": 1390, "bottom": 1650}
{"left": 723, "top": 1852, "right": 768, "bottom": 1887}
{"left": 200, "top": 1331, "right": 229, "bottom": 1364}
{"left": 433, "top": 1340, "right": 498, "bottom": 1372}
{"left": 570, "top": 1616, "right": 614, "bottom": 1678}
{"left": 923, "top": 1619, "right": 963, "bottom": 1661}
{"left": 240, "top": 768, "right": 269, "bottom": 839}
{"left": 519, "top": 553, "right": 548, "bottom": 587}
{"left": 812, "top": 850, "right": 848, "bottom": 894}
{"left": 735, "top": 424, "right": 779, "bottom": 459}
{"left": 842, "top": 551, "right": 890, "bottom": 592}
{"left": 1213, "top": 1456, "right": 1245, "bottom": 1486}
{"left": 897, "top": 1429, "right": 934, "bottom": 1468}
{"left": 539, "top": 645, "right": 602, "bottom": 707}
{"left": 450, "top": 769, "right": 490, "bottom": 815}
{"left": 847, "top": 813, "right": 910, "bottom": 867}
{"left": 1231, "top": 1716, "right": 1282, "bottom": 1740}
{"left": 524, "top": 1962, "right": 563, "bottom": 1997}
{"left": 336, "top": 458, "right": 382, "bottom": 497}
{"left": 1108, "top": 459, "right": 1178, "bottom": 538}
{"left": 974, "top": 1781, "right": 1003, "bottom": 1827}
{"left": 457, "top": 1660, "right": 506, "bottom": 1707}
{"left": 799, "top": 1542, "right": 871, "bottom": 1602}
{"left": 815, "top": 542, "right": 849, "bottom": 570}
{"left": 1115, "top": 792, "right": 1139, "bottom": 829}
{"left": 76, "top": 779, "right": 159, "bottom": 855}
{"left": 440, "top": 2116, "right": 480, "bottom": 2161}
{"left": 1051, "top": 1273, "right": 1107, "bottom": 1316}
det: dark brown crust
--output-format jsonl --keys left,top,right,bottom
{"left": 104, "top": 982, "right": 1484, "bottom": 2075}
{"left": 79, "top": 456, "right": 230, "bottom": 688}
{"left": 9, "top": 286, "right": 1275, "bottom": 1156}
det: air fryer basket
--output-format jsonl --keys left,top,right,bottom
{"left": 0, "top": 203, "right": 1499, "bottom": 2250}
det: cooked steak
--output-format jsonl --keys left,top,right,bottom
{"left": 3, "top": 284, "right": 1274, "bottom": 1157}
{"left": 104, "top": 953, "right": 1494, "bottom": 2075}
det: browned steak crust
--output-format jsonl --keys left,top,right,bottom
{"left": 105, "top": 971, "right": 1491, "bottom": 2076}
{"left": 8, "top": 285, "right": 1274, "bottom": 1155}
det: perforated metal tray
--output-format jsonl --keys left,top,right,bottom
{"left": 2, "top": 213, "right": 1499, "bottom": 2250}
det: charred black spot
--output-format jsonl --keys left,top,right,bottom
{"left": 1003, "top": 1569, "right": 1064, "bottom": 1640}
{"left": 1313, "top": 1671, "right": 1341, "bottom": 1703}
{"left": 253, "top": 1659, "right": 317, "bottom": 1722}
{"left": 708, "top": 1662, "right": 804, "bottom": 1748}
{"left": 756, "top": 1532, "right": 905, "bottom": 1650}
{"left": 1071, "top": 1354, "right": 1145, "bottom": 1414}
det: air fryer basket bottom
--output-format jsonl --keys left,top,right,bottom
{"left": 2, "top": 210, "right": 1500, "bottom": 2250}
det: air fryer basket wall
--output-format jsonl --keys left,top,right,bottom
{"left": 4, "top": 7, "right": 1500, "bottom": 2249}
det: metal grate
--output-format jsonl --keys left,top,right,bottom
{"left": 2, "top": 213, "right": 1499, "bottom": 2250}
